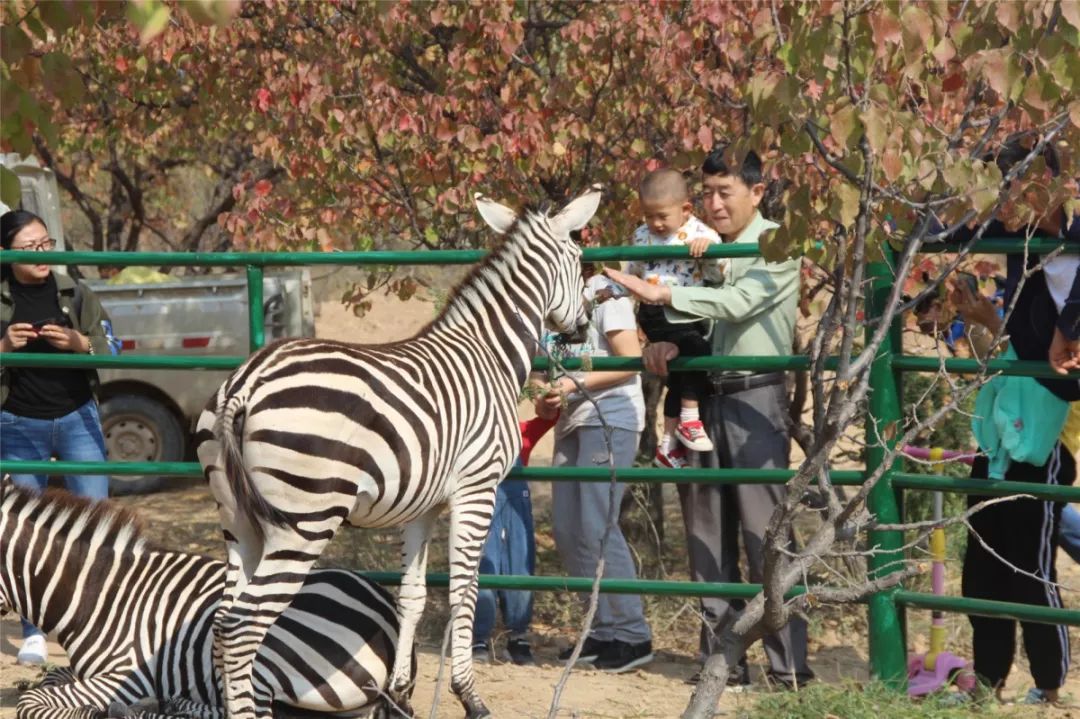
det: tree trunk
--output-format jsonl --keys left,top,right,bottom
{"left": 681, "top": 630, "right": 746, "bottom": 719}
{"left": 621, "top": 372, "right": 665, "bottom": 544}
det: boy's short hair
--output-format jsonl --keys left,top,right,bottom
{"left": 702, "top": 146, "right": 763, "bottom": 187}
{"left": 639, "top": 168, "right": 689, "bottom": 205}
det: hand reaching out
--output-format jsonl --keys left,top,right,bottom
{"left": 949, "top": 282, "right": 1001, "bottom": 334}
{"left": 602, "top": 267, "right": 671, "bottom": 305}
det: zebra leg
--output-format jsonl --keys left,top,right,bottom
{"left": 158, "top": 698, "right": 224, "bottom": 719}
{"left": 387, "top": 508, "right": 440, "bottom": 714}
{"left": 15, "top": 674, "right": 128, "bottom": 719}
{"left": 447, "top": 483, "right": 497, "bottom": 719}
{"left": 217, "top": 522, "right": 341, "bottom": 719}
{"left": 39, "top": 668, "right": 79, "bottom": 689}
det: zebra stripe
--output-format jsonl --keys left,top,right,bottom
{"left": 196, "top": 187, "right": 600, "bottom": 719}
{"left": 0, "top": 477, "right": 403, "bottom": 719}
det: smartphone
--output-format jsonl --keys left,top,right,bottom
{"left": 954, "top": 271, "right": 979, "bottom": 295}
{"left": 30, "top": 316, "right": 71, "bottom": 330}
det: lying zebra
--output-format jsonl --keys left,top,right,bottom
{"left": 0, "top": 476, "right": 407, "bottom": 719}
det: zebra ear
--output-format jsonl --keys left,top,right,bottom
{"left": 551, "top": 184, "right": 603, "bottom": 235}
{"left": 474, "top": 193, "right": 518, "bottom": 235}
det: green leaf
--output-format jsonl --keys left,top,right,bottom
{"left": 1061, "top": 0, "right": 1080, "bottom": 33}
{"left": 39, "top": 1, "right": 77, "bottom": 34}
{"left": 23, "top": 15, "right": 48, "bottom": 41}
{"left": 829, "top": 103, "right": 860, "bottom": 149}
{"left": 41, "top": 52, "right": 86, "bottom": 105}
{"left": 0, "top": 166, "right": 21, "bottom": 210}
{"left": 832, "top": 182, "right": 860, "bottom": 227}
{"left": 126, "top": 0, "right": 171, "bottom": 45}
{"left": 980, "top": 48, "right": 1022, "bottom": 99}
{"left": 0, "top": 25, "right": 31, "bottom": 66}
{"left": 861, "top": 106, "right": 888, "bottom": 153}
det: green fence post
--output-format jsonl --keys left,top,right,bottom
{"left": 865, "top": 251, "right": 907, "bottom": 688}
{"left": 246, "top": 265, "right": 265, "bottom": 352}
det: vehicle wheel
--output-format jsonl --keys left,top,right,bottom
{"left": 100, "top": 395, "right": 186, "bottom": 495}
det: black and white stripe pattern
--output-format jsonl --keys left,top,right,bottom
{"left": 0, "top": 477, "right": 403, "bottom": 719}
{"left": 1040, "top": 445, "right": 1071, "bottom": 686}
{"left": 195, "top": 187, "right": 600, "bottom": 719}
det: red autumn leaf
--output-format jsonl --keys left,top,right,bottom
{"left": 253, "top": 87, "right": 272, "bottom": 113}
{"left": 254, "top": 179, "right": 273, "bottom": 197}
{"left": 114, "top": 55, "right": 128, "bottom": 73}
{"left": 805, "top": 79, "right": 824, "bottom": 101}
{"left": 942, "top": 72, "right": 965, "bottom": 92}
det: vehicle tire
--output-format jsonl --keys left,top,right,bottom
{"left": 99, "top": 395, "right": 186, "bottom": 495}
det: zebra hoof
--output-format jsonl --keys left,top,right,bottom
{"left": 464, "top": 698, "right": 491, "bottom": 719}
{"left": 383, "top": 690, "right": 413, "bottom": 718}
{"left": 106, "top": 701, "right": 130, "bottom": 718}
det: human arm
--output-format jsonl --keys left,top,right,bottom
{"left": 947, "top": 281, "right": 1004, "bottom": 360}
{"left": 73, "top": 283, "right": 122, "bottom": 356}
{"left": 540, "top": 328, "right": 642, "bottom": 411}
{"left": 667, "top": 257, "right": 799, "bottom": 322}
{"left": 602, "top": 267, "right": 672, "bottom": 305}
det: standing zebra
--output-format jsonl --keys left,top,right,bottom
{"left": 195, "top": 186, "right": 601, "bottom": 719}
{"left": 0, "top": 476, "right": 404, "bottom": 719}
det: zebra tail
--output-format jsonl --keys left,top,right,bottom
{"left": 216, "top": 390, "right": 290, "bottom": 539}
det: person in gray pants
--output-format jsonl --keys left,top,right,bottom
{"left": 539, "top": 266, "right": 652, "bottom": 674}
{"left": 604, "top": 147, "right": 814, "bottom": 688}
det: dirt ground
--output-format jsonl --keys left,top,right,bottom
{"left": 3, "top": 291, "right": 1080, "bottom": 717}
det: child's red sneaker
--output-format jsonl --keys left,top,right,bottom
{"left": 676, "top": 420, "right": 714, "bottom": 452}
{"left": 654, "top": 446, "right": 689, "bottom": 469}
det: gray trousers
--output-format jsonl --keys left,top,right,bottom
{"left": 679, "top": 381, "right": 813, "bottom": 681}
{"left": 552, "top": 426, "right": 652, "bottom": 644}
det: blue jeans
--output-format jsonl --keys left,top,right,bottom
{"left": 473, "top": 477, "right": 535, "bottom": 643}
{"left": 1060, "top": 504, "right": 1080, "bottom": 565}
{"left": 1, "top": 400, "right": 109, "bottom": 638}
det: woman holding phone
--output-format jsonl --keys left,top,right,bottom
{"left": 1, "top": 209, "right": 121, "bottom": 666}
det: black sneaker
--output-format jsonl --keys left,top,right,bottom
{"left": 593, "top": 640, "right": 654, "bottom": 673}
{"left": 558, "top": 637, "right": 611, "bottom": 664}
{"left": 504, "top": 637, "right": 536, "bottom": 666}
{"left": 471, "top": 641, "right": 492, "bottom": 663}
{"left": 685, "top": 663, "right": 750, "bottom": 691}
{"left": 765, "top": 670, "right": 814, "bottom": 691}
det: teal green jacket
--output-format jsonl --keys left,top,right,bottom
{"left": 972, "top": 347, "right": 1070, "bottom": 478}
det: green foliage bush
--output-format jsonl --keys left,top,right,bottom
{"left": 745, "top": 681, "right": 1016, "bottom": 719}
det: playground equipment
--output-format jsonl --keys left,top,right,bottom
{"left": 901, "top": 446, "right": 978, "bottom": 696}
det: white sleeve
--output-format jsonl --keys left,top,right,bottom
{"left": 596, "top": 296, "right": 638, "bottom": 334}
{"left": 1045, "top": 256, "right": 1080, "bottom": 313}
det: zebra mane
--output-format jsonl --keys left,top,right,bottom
{"left": 423, "top": 204, "right": 548, "bottom": 333}
{"left": 6, "top": 482, "right": 154, "bottom": 554}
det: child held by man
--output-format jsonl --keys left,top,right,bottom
{"left": 619, "top": 168, "right": 723, "bottom": 468}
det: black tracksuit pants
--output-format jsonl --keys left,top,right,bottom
{"left": 961, "top": 443, "right": 1075, "bottom": 691}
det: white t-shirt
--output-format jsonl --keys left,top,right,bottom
{"left": 625, "top": 215, "right": 725, "bottom": 287}
{"left": 545, "top": 275, "right": 645, "bottom": 439}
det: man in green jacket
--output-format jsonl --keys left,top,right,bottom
{"left": 605, "top": 148, "right": 812, "bottom": 689}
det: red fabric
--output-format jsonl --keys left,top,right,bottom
{"left": 518, "top": 415, "right": 556, "bottom": 466}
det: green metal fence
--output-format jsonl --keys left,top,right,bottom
{"left": 3, "top": 240, "right": 1080, "bottom": 690}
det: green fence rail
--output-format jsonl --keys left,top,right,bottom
{"left": 4, "top": 236, "right": 1080, "bottom": 690}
